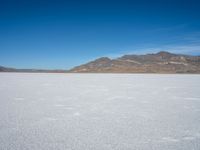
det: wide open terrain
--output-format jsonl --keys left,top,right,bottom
{"left": 0, "top": 73, "right": 200, "bottom": 150}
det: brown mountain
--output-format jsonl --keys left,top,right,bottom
{"left": 69, "top": 51, "right": 200, "bottom": 73}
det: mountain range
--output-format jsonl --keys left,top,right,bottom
{"left": 0, "top": 66, "right": 67, "bottom": 73}
{"left": 69, "top": 51, "right": 200, "bottom": 73}
{"left": 1, "top": 51, "right": 200, "bottom": 73}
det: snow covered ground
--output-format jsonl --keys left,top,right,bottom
{"left": 0, "top": 73, "right": 200, "bottom": 150}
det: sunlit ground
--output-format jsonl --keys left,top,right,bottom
{"left": 0, "top": 73, "right": 200, "bottom": 150}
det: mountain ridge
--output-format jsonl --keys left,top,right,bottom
{"left": 69, "top": 51, "right": 200, "bottom": 73}
{"left": 1, "top": 51, "right": 200, "bottom": 73}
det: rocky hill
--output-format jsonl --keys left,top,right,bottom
{"left": 69, "top": 51, "right": 200, "bottom": 73}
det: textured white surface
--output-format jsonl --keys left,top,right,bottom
{"left": 0, "top": 73, "right": 200, "bottom": 150}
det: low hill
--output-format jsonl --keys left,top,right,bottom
{"left": 69, "top": 51, "right": 200, "bottom": 73}
{"left": 0, "top": 66, "right": 67, "bottom": 73}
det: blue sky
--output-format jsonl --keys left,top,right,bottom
{"left": 0, "top": 0, "right": 200, "bottom": 69}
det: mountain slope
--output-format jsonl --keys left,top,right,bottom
{"left": 69, "top": 51, "right": 200, "bottom": 73}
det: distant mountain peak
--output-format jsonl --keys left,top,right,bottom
{"left": 156, "top": 51, "right": 172, "bottom": 55}
{"left": 94, "top": 57, "right": 111, "bottom": 62}
{"left": 154, "top": 51, "right": 177, "bottom": 60}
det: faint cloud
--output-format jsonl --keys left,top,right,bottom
{"left": 107, "top": 29, "right": 200, "bottom": 57}
{"left": 107, "top": 44, "right": 200, "bottom": 58}
{"left": 150, "top": 24, "right": 188, "bottom": 32}
{"left": 182, "top": 31, "right": 200, "bottom": 44}
{"left": 132, "top": 45, "right": 200, "bottom": 55}
{"left": 163, "top": 45, "right": 200, "bottom": 55}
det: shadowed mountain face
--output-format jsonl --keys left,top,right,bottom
{"left": 0, "top": 66, "right": 16, "bottom": 72}
{"left": 0, "top": 66, "right": 67, "bottom": 73}
{"left": 69, "top": 51, "right": 200, "bottom": 73}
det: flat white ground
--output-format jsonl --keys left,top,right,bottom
{"left": 0, "top": 73, "right": 200, "bottom": 150}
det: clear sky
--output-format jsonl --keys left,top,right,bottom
{"left": 0, "top": 0, "right": 200, "bottom": 69}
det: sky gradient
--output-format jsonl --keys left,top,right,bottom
{"left": 0, "top": 0, "right": 200, "bottom": 69}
